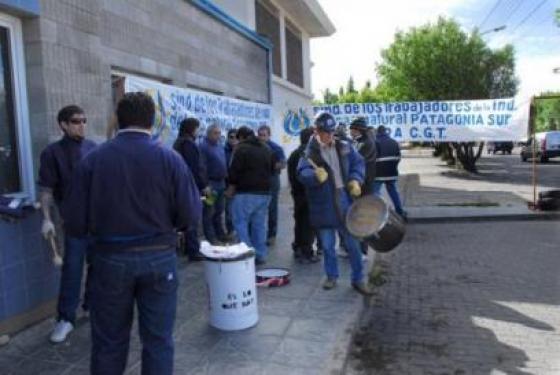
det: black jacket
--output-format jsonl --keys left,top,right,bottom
{"left": 229, "top": 137, "right": 274, "bottom": 194}
{"left": 375, "top": 133, "right": 401, "bottom": 181}
{"left": 287, "top": 144, "right": 306, "bottom": 197}
{"left": 354, "top": 130, "right": 377, "bottom": 193}
{"left": 173, "top": 135, "right": 207, "bottom": 191}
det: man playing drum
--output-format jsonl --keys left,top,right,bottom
{"left": 297, "top": 112, "right": 372, "bottom": 295}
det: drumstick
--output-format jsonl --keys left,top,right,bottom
{"left": 48, "top": 233, "right": 63, "bottom": 267}
{"left": 306, "top": 157, "right": 319, "bottom": 170}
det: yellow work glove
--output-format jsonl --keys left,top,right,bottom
{"left": 347, "top": 180, "right": 362, "bottom": 198}
{"left": 314, "top": 167, "right": 328, "bottom": 184}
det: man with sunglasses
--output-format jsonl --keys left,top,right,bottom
{"left": 38, "top": 105, "right": 97, "bottom": 343}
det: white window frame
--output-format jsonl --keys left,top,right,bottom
{"left": 0, "top": 12, "right": 34, "bottom": 201}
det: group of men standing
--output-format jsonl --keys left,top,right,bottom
{"left": 37, "top": 93, "right": 404, "bottom": 374}
{"left": 171, "top": 119, "right": 285, "bottom": 263}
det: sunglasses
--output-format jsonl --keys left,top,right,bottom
{"left": 69, "top": 118, "right": 87, "bottom": 125}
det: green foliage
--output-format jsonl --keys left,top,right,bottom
{"left": 321, "top": 88, "right": 339, "bottom": 104}
{"left": 535, "top": 93, "right": 560, "bottom": 132}
{"left": 376, "top": 17, "right": 518, "bottom": 101}
{"left": 346, "top": 76, "right": 357, "bottom": 94}
{"left": 375, "top": 17, "right": 518, "bottom": 172}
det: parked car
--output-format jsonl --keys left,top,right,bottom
{"left": 487, "top": 141, "right": 514, "bottom": 154}
{"left": 520, "top": 131, "right": 560, "bottom": 163}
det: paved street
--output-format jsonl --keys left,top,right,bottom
{"left": 400, "top": 147, "right": 560, "bottom": 208}
{"left": 346, "top": 220, "right": 560, "bottom": 375}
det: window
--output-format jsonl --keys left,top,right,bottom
{"left": 0, "top": 13, "right": 32, "bottom": 198}
{"left": 285, "top": 20, "right": 303, "bottom": 88}
{"left": 0, "top": 26, "right": 18, "bottom": 194}
{"left": 255, "top": 0, "right": 281, "bottom": 77}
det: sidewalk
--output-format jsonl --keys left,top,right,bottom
{"left": 0, "top": 191, "right": 373, "bottom": 375}
{"left": 398, "top": 149, "right": 560, "bottom": 222}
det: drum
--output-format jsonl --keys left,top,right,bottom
{"left": 256, "top": 268, "right": 291, "bottom": 287}
{"left": 346, "top": 195, "right": 406, "bottom": 253}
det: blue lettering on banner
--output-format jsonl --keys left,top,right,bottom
{"left": 124, "top": 76, "right": 273, "bottom": 148}
{"left": 311, "top": 97, "right": 526, "bottom": 142}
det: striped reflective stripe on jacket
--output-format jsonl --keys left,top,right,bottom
{"left": 376, "top": 156, "right": 401, "bottom": 162}
{"left": 375, "top": 176, "right": 398, "bottom": 181}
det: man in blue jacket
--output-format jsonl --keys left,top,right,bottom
{"left": 297, "top": 112, "right": 371, "bottom": 295}
{"left": 38, "top": 105, "right": 96, "bottom": 343}
{"left": 173, "top": 117, "right": 208, "bottom": 261}
{"left": 374, "top": 125, "right": 406, "bottom": 219}
{"left": 200, "top": 124, "right": 228, "bottom": 244}
{"left": 65, "top": 92, "right": 201, "bottom": 375}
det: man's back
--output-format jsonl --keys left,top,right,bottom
{"left": 229, "top": 138, "right": 273, "bottom": 193}
{"left": 66, "top": 131, "right": 201, "bottom": 250}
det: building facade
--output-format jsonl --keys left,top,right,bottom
{"left": 0, "top": 0, "right": 333, "bottom": 335}
{"left": 213, "top": 0, "right": 335, "bottom": 155}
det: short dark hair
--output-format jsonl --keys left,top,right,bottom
{"left": 236, "top": 126, "right": 255, "bottom": 140}
{"left": 117, "top": 92, "right": 155, "bottom": 129}
{"left": 57, "top": 105, "right": 84, "bottom": 124}
{"left": 300, "top": 127, "right": 313, "bottom": 145}
{"left": 227, "top": 128, "right": 237, "bottom": 138}
{"left": 178, "top": 117, "right": 199, "bottom": 137}
{"left": 257, "top": 125, "right": 271, "bottom": 135}
{"left": 377, "top": 125, "right": 387, "bottom": 135}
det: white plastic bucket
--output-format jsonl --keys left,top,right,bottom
{"left": 203, "top": 249, "right": 258, "bottom": 331}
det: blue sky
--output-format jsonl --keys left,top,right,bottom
{"left": 311, "top": 0, "right": 560, "bottom": 101}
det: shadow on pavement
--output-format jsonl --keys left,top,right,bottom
{"left": 347, "top": 220, "right": 560, "bottom": 375}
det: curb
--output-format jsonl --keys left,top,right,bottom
{"left": 408, "top": 211, "right": 560, "bottom": 224}
{"left": 324, "top": 252, "right": 377, "bottom": 375}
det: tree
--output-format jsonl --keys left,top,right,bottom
{"left": 321, "top": 88, "right": 339, "bottom": 104}
{"left": 376, "top": 18, "right": 518, "bottom": 172}
{"left": 535, "top": 93, "right": 560, "bottom": 132}
{"left": 338, "top": 86, "right": 345, "bottom": 98}
{"left": 346, "top": 76, "right": 357, "bottom": 94}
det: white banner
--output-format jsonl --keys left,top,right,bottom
{"left": 124, "top": 75, "right": 273, "bottom": 147}
{"left": 312, "top": 98, "right": 530, "bottom": 142}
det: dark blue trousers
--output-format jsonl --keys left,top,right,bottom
{"left": 57, "top": 235, "right": 89, "bottom": 323}
{"left": 90, "top": 249, "right": 178, "bottom": 375}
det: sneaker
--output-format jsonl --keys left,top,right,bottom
{"left": 50, "top": 320, "right": 74, "bottom": 343}
{"left": 351, "top": 282, "right": 373, "bottom": 296}
{"left": 322, "top": 278, "right": 337, "bottom": 290}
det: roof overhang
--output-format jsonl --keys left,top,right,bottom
{"left": 281, "top": 0, "right": 335, "bottom": 38}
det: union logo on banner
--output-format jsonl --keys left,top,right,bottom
{"left": 283, "top": 108, "right": 311, "bottom": 137}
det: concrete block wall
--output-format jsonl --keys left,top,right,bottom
{"left": 24, "top": 0, "right": 270, "bottom": 159}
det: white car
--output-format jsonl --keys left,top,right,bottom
{"left": 520, "top": 131, "right": 560, "bottom": 163}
